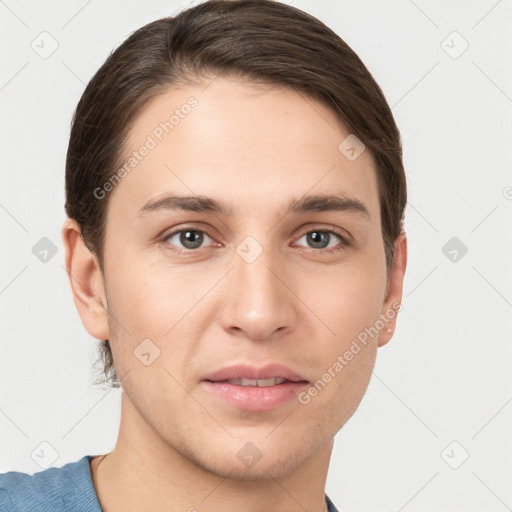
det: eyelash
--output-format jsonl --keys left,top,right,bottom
{"left": 161, "top": 225, "right": 352, "bottom": 255}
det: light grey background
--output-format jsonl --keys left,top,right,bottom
{"left": 1, "top": 1, "right": 511, "bottom": 511}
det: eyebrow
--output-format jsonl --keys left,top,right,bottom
{"left": 137, "top": 193, "right": 370, "bottom": 220}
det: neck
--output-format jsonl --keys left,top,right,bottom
{"left": 91, "top": 392, "right": 333, "bottom": 512}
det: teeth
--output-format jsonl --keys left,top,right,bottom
{"left": 226, "top": 377, "right": 286, "bottom": 387}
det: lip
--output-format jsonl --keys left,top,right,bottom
{"left": 202, "top": 363, "right": 306, "bottom": 383}
{"left": 201, "top": 363, "right": 309, "bottom": 412}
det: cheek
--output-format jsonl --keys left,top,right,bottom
{"left": 304, "top": 262, "right": 385, "bottom": 344}
{"left": 106, "top": 251, "right": 207, "bottom": 336}
{"left": 297, "top": 262, "right": 383, "bottom": 410}
{"left": 300, "top": 330, "right": 378, "bottom": 434}
{"left": 104, "top": 256, "right": 210, "bottom": 382}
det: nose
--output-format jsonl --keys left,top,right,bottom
{"left": 219, "top": 240, "right": 297, "bottom": 341}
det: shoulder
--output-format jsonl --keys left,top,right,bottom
{"left": 0, "top": 455, "right": 102, "bottom": 512}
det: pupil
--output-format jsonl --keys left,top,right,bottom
{"left": 308, "top": 231, "right": 328, "bottom": 249}
{"left": 181, "top": 230, "right": 203, "bottom": 249}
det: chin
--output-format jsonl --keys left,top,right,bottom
{"left": 205, "top": 455, "right": 307, "bottom": 482}
{"left": 187, "top": 438, "right": 316, "bottom": 481}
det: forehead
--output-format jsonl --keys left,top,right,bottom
{"left": 108, "top": 77, "right": 380, "bottom": 225}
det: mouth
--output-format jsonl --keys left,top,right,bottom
{"left": 201, "top": 364, "right": 309, "bottom": 411}
{"left": 211, "top": 377, "right": 291, "bottom": 387}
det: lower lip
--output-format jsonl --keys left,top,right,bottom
{"left": 201, "top": 381, "right": 308, "bottom": 411}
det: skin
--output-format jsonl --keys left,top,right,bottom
{"left": 62, "top": 76, "right": 407, "bottom": 512}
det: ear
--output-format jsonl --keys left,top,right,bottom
{"left": 378, "top": 228, "right": 407, "bottom": 347}
{"left": 61, "top": 218, "right": 110, "bottom": 340}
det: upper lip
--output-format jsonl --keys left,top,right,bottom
{"left": 203, "top": 363, "right": 308, "bottom": 383}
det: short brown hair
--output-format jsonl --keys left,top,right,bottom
{"left": 65, "top": 0, "right": 407, "bottom": 389}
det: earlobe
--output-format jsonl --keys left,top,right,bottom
{"left": 378, "top": 228, "right": 407, "bottom": 347}
{"left": 61, "top": 218, "right": 110, "bottom": 340}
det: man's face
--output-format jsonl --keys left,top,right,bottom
{"left": 99, "top": 77, "right": 401, "bottom": 479}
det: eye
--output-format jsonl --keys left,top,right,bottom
{"left": 164, "top": 228, "right": 214, "bottom": 252}
{"left": 161, "top": 225, "right": 351, "bottom": 255}
{"left": 294, "top": 228, "right": 350, "bottom": 253}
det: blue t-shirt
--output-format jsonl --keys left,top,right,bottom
{"left": 0, "top": 455, "right": 340, "bottom": 511}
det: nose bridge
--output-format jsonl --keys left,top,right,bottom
{"left": 220, "top": 234, "right": 295, "bottom": 340}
